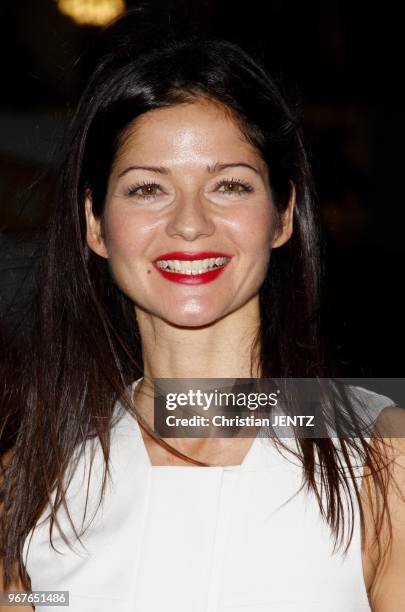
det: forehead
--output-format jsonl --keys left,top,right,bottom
{"left": 112, "top": 99, "right": 266, "bottom": 171}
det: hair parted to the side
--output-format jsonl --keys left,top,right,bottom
{"left": 0, "top": 4, "right": 397, "bottom": 590}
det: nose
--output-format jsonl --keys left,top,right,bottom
{"left": 166, "top": 191, "right": 215, "bottom": 241}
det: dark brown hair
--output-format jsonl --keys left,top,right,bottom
{"left": 0, "top": 6, "right": 398, "bottom": 591}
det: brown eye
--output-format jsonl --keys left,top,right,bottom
{"left": 220, "top": 182, "right": 244, "bottom": 193}
{"left": 141, "top": 184, "right": 158, "bottom": 196}
{"left": 127, "top": 182, "right": 162, "bottom": 199}
{"left": 215, "top": 178, "right": 254, "bottom": 196}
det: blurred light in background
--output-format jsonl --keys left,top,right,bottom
{"left": 56, "top": 0, "right": 126, "bottom": 27}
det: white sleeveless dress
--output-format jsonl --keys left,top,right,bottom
{"left": 22, "top": 380, "right": 396, "bottom": 611}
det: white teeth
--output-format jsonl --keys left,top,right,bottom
{"left": 155, "top": 257, "right": 230, "bottom": 274}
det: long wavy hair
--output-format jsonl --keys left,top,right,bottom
{"left": 0, "top": 6, "right": 396, "bottom": 590}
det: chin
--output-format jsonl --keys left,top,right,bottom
{"left": 162, "top": 309, "right": 225, "bottom": 329}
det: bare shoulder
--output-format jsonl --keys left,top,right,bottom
{"left": 360, "top": 405, "right": 405, "bottom": 610}
{"left": 0, "top": 448, "right": 34, "bottom": 611}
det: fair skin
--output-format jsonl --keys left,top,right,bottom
{"left": 85, "top": 98, "right": 294, "bottom": 465}
{"left": 360, "top": 411, "right": 405, "bottom": 610}
{"left": 1, "top": 100, "right": 404, "bottom": 609}
{"left": 86, "top": 98, "right": 405, "bottom": 608}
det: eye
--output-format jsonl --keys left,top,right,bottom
{"left": 126, "top": 180, "right": 163, "bottom": 200}
{"left": 214, "top": 177, "right": 254, "bottom": 196}
{"left": 124, "top": 177, "right": 254, "bottom": 200}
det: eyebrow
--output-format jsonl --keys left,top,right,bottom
{"left": 117, "top": 161, "right": 261, "bottom": 179}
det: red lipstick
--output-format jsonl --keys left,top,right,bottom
{"left": 154, "top": 251, "right": 231, "bottom": 261}
{"left": 152, "top": 251, "right": 232, "bottom": 285}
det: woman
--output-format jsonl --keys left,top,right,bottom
{"left": 1, "top": 8, "right": 404, "bottom": 612}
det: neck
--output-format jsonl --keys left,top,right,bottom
{"left": 135, "top": 295, "right": 262, "bottom": 383}
{"left": 132, "top": 296, "right": 263, "bottom": 437}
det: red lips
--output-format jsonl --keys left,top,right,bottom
{"left": 152, "top": 251, "right": 232, "bottom": 285}
{"left": 153, "top": 251, "right": 231, "bottom": 262}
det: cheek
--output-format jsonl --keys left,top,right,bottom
{"left": 103, "top": 211, "right": 151, "bottom": 260}
{"left": 228, "top": 202, "right": 274, "bottom": 254}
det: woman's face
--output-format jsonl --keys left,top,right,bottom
{"left": 85, "top": 98, "right": 294, "bottom": 327}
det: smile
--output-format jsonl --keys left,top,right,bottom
{"left": 152, "top": 254, "right": 232, "bottom": 285}
{"left": 155, "top": 257, "right": 230, "bottom": 274}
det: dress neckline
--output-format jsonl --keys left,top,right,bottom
{"left": 127, "top": 377, "right": 261, "bottom": 470}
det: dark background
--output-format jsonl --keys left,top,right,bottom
{"left": 0, "top": 0, "right": 404, "bottom": 378}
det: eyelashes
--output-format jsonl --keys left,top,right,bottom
{"left": 126, "top": 181, "right": 161, "bottom": 199}
{"left": 125, "top": 177, "right": 254, "bottom": 200}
